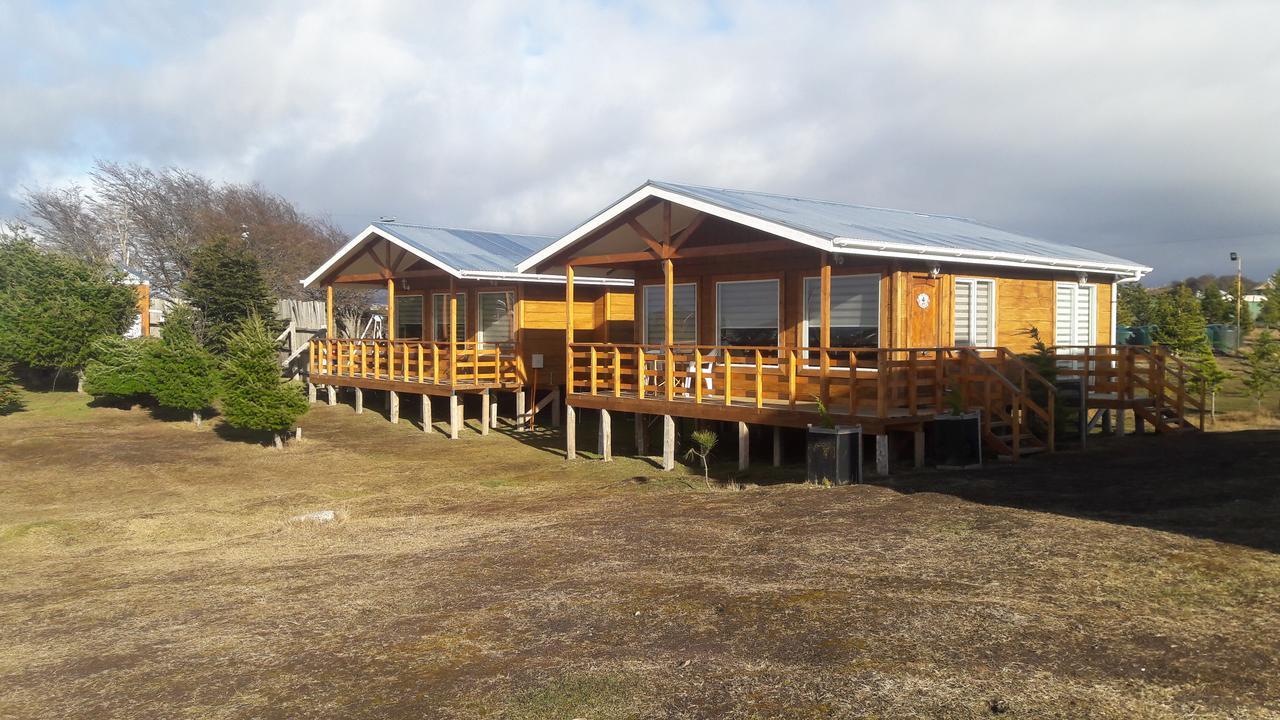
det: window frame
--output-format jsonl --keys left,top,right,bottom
{"left": 475, "top": 290, "right": 514, "bottom": 345}
{"left": 394, "top": 294, "right": 425, "bottom": 340}
{"left": 715, "top": 278, "right": 781, "bottom": 350}
{"left": 431, "top": 292, "right": 467, "bottom": 343}
{"left": 641, "top": 282, "right": 698, "bottom": 345}
{"left": 1053, "top": 281, "right": 1097, "bottom": 349}
{"left": 800, "top": 273, "right": 882, "bottom": 365}
{"left": 953, "top": 277, "right": 997, "bottom": 348}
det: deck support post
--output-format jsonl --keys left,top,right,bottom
{"left": 480, "top": 389, "right": 490, "bottom": 436}
{"left": 772, "top": 426, "right": 782, "bottom": 467}
{"left": 326, "top": 385, "right": 336, "bottom": 406}
{"left": 449, "top": 393, "right": 460, "bottom": 440}
{"left": 515, "top": 390, "right": 526, "bottom": 432}
{"left": 1135, "top": 412, "right": 1146, "bottom": 435}
{"left": 388, "top": 390, "right": 399, "bottom": 424}
{"left": 354, "top": 386, "right": 363, "bottom": 414}
{"left": 635, "top": 413, "right": 647, "bottom": 455}
{"left": 490, "top": 395, "right": 499, "bottom": 430}
{"left": 599, "top": 409, "right": 612, "bottom": 461}
{"left": 1112, "top": 408, "right": 1125, "bottom": 437}
{"left": 662, "top": 415, "right": 676, "bottom": 471}
{"left": 421, "top": 394, "right": 432, "bottom": 433}
{"left": 1102, "top": 409, "right": 1113, "bottom": 435}
{"left": 566, "top": 405, "right": 577, "bottom": 459}
{"left": 913, "top": 430, "right": 925, "bottom": 469}
{"left": 307, "top": 382, "right": 316, "bottom": 404}
{"left": 738, "top": 422, "right": 749, "bottom": 471}
{"left": 875, "top": 434, "right": 890, "bottom": 476}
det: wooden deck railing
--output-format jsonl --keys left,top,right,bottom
{"left": 1049, "top": 344, "right": 1205, "bottom": 431}
{"left": 566, "top": 343, "right": 1056, "bottom": 455}
{"left": 308, "top": 339, "right": 521, "bottom": 387}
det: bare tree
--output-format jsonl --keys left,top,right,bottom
{"left": 23, "top": 185, "right": 115, "bottom": 265}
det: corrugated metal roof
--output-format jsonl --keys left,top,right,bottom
{"left": 648, "top": 180, "right": 1147, "bottom": 271}
{"left": 370, "top": 222, "right": 555, "bottom": 273}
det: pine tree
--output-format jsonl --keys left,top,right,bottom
{"left": 1151, "top": 286, "right": 1212, "bottom": 356}
{"left": 0, "top": 363, "right": 21, "bottom": 415}
{"left": 1199, "top": 281, "right": 1232, "bottom": 324}
{"left": 182, "top": 236, "right": 278, "bottom": 352}
{"left": 1260, "top": 270, "right": 1280, "bottom": 328}
{"left": 1185, "top": 345, "right": 1229, "bottom": 423}
{"left": 148, "top": 306, "right": 219, "bottom": 426}
{"left": 1117, "top": 282, "right": 1155, "bottom": 327}
{"left": 220, "top": 314, "right": 307, "bottom": 447}
{"left": 83, "top": 336, "right": 156, "bottom": 401}
{"left": 1241, "top": 331, "right": 1280, "bottom": 413}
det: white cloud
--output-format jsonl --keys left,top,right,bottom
{"left": 2, "top": 0, "right": 1278, "bottom": 281}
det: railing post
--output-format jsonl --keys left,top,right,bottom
{"left": 665, "top": 346, "right": 674, "bottom": 402}
{"left": 876, "top": 351, "right": 888, "bottom": 417}
{"left": 848, "top": 350, "right": 857, "bottom": 416}
{"left": 908, "top": 350, "right": 919, "bottom": 414}
{"left": 403, "top": 343, "right": 410, "bottom": 382}
{"left": 723, "top": 350, "right": 732, "bottom": 406}
{"left": 694, "top": 348, "right": 703, "bottom": 404}
{"left": 432, "top": 345, "right": 439, "bottom": 384}
{"left": 373, "top": 340, "right": 381, "bottom": 378}
{"left": 787, "top": 349, "right": 797, "bottom": 408}
{"left": 589, "top": 346, "right": 598, "bottom": 396}
{"left": 637, "top": 347, "right": 646, "bottom": 400}
{"left": 613, "top": 348, "right": 621, "bottom": 398}
{"left": 754, "top": 350, "right": 764, "bottom": 409}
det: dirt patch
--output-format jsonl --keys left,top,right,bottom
{"left": 1, "top": 390, "right": 1278, "bottom": 718}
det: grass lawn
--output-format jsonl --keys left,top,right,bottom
{"left": 1, "top": 389, "right": 1279, "bottom": 719}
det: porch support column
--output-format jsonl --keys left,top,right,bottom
{"left": 773, "top": 426, "right": 782, "bottom": 467}
{"left": 354, "top": 386, "right": 363, "bottom": 414}
{"left": 662, "top": 414, "right": 676, "bottom": 471}
{"left": 480, "top": 389, "right": 490, "bottom": 436}
{"left": 566, "top": 405, "right": 577, "bottom": 459}
{"left": 307, "top": 382, "right": 316, "bottom": 404}
{"left": 386, "top": 278, "right": 396, "bottom": 341}
{"left": 490, "top": 395, "right": 499, "bottom": 429}
{"left": 515, "top": 390, "right": 526, "bottom": 432}
{"left": 914, "top": 429, "right": 925, "bottom": 468}
{"left": 875, "top": 434, "right": 890, "bottom": 476}
{"left": 422, "top": 394, "right": 432, "bottom": 433}
{"left": 449, "top": 393, "right": 460, "bottom": 439}
{"left": 635, "top": 412, "right": 647, "bottom": 455}
{"left": 448, "top": 277, "right": 458, "bottom": 383}
{"left": 738, "top": 421, "right": 749, "bottom": 471}
{"left": 599, "top": 408, "right": 612, "bottom": 461}
{"left": 565, "top": 265, "right": 575, "bottom": 390}
{"left": 326, "top": 385, "right": 336, "bottom": 406}
{"left": 389, "top": 390, "right": 399, "bottom": 424}
{"left": 819, "top": 253, "right": 832, "bottom": 406}
{"left": 325, "top": 284, "right": 334, "bottom": 337}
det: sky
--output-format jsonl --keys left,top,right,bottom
{"left": 2, "top": 0, "right": 1278, "bottom": 284}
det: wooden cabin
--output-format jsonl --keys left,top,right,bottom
{"left": 520, "top": 181, "right": 1204, "bottom": 472}
{"left": 302, "top": 222, "right": 632, "bottom": 437}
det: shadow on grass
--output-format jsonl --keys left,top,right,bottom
{"left": 864, "top": 428, "right": 1280, "bottom": 554}
{"left": 212, "top": 422, "right": 278, "bottom": 448}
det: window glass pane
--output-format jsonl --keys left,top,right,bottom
{"left": 974, "top": 281, "right": 992, "bottom": 345}
{"left": 478, "top": 292, "right": 513, "bottom": 343}
{"left": 804, "top": 275, "right": 879, "bottom": 348}
{"left": 432, "top": 293, "right": 466, "bottom": 341}
{"left": 396, "top": 295, "right": 423, "bottom": 339}
{"left": 718, "top": 280, "right": 778, "bottom": 346}
{"left": 954, "top": 280, "right": 994, "bottom": 347}
{"left": 643, "top": 284, "right": 696, "bottom": 344}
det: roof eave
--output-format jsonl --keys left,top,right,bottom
{"left": 300, "top": 225, "right": 464, "bottom": 288}
{"left": 832, "top": 237, "right": 1151, "bottom": 278}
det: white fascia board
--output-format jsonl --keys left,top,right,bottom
{"left": 832, "top": 237, "right": 1151, "bottom": 279}
{"left": 515, "top": 183, "right": 835, "bottom": 272}
{"left": 457, "top": 270, "right": 633, "bottom": 287}
{"left": 300, "top": 225, "right": 463, "bottom": 288}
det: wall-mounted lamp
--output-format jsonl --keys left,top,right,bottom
{"left": 928, "top": 263, "right": 942, "bottom": 279}
{"left": 1077, "top": 272, "right": 1089, "bottom": 285}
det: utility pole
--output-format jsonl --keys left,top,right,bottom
{"left": 1230, "top": 251, "right": 1242, "bottom": 352}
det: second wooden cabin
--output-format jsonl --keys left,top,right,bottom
{"left": 304, "top": 221, "right": 632, "bottom": 437}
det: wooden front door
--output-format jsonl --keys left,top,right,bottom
{"left": 907, "top": 275, "right": 940, "bottom": 348}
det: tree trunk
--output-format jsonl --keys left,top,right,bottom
{"left": 192, "top": 411, "right": 202, "bottom": 427}
{"left": 76, "top": 370, "right": 85, "bottom": 394}
{"left": 272, "top": 433, "right": 284, "bottom": 450}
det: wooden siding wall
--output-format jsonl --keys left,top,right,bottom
{"left": 400, "top": 282, "right": 634, "bottom": 386}
{"left": 622, "top": 249, "right": 1114, "bottom": 353}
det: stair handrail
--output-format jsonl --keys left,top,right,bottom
{"left": 959, "top": 348, "right": 1055, "bottom": 459}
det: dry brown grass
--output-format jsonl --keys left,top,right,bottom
{"left": 1, "top": 390, "right": 1279, "bottom": 719}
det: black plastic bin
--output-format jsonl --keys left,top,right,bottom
{"left": 806, "top": 425, "right": 863, "bottom": 485}
{"left": 930, "top": 411, "right": 983, "bottom": 469}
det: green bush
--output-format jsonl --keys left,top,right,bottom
{"left": 149, "top": 306, "right": 219, "bottom": 425}
{"left": 220, "top": 314, "right": 307, "bottom": 447}
{"left": 0, "top": 363, "right": 22, "bottom": 415}
{"left": 83, "top": 336, "right": 156, "bottom": 401}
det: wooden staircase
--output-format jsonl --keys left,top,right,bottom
{"left": 949, "top": 348, "right": 1056, "bottom": 461}
{"left": 1049, "top": 344, "right": 1206, "bottom": 435}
